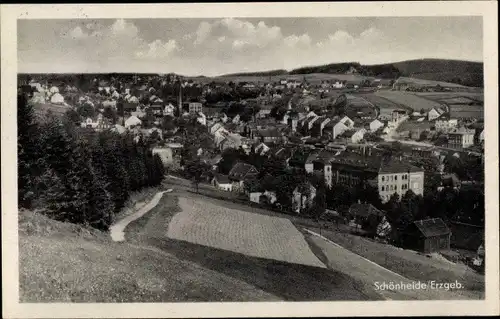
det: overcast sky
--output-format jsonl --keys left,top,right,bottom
{"left": 18, "top": 17, "right": 483, "bottom": 76}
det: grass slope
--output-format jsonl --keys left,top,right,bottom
{"left": 125, "top": 193, "right": 382, "bottom": 301}
{"left": 19, "top": 209, "right": 279, "bottom": 302}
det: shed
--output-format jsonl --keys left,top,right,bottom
{"left": 402, "top": 218, "right": 451, "bottom": 253}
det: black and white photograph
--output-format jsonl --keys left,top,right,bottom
{"left": 2, "top": 2, "right": 499, "bottom": 318}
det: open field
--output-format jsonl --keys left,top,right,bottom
{"left": 395, "top": 76, "right": 466, "bottom": 88}
{"left": 167, "top": 197, "right": 326, "bottom": 268}
{"left": 19, "top": 209, "right": 278, "bottom": 302}
{"left": 375, "top": 90, "right": 442, "bottom": 111}
{"left": 125, "top": 192, "right": 380, "bottom": 301}
{"left": 449, "top": 105, "right": 485, "bottom": 120}
{"left": 396, "top": 120, "right": 434, "bottom": 133}
{"left": 414, "top": 92, "right": 484, "bottom": 102}
{"left": 207, "top": 73, "right": 374, "bottom": 85}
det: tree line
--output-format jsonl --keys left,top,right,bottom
{"left": 18, "top": 93, "right": 165, "bottom": 230}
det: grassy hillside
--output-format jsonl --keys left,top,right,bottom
{"left": 19, "top": 209, "right": 279, "bottom": 302}
{"left": 392, "top": 59, "right": 483, "bottom": 87}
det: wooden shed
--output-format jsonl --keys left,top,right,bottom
{"left": 402, "top": 218, "right": 451, "bottom": 253}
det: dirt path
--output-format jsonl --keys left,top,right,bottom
{"left": 110, "top": 191, "right": 167, "bottom": 242}
{"left": 305, "top": 229, "right": 479, "bottom": 300}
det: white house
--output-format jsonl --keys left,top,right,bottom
{"left": 254, "top": 142, "right": 270, "bottom": 156}
{"left": 49, "top": 86, "right": 59, "bottom": 94}
{"left": 164, "top": 103, "right": 175, "bottom": 116}
{"left": 479, "top": 129, "right": 484, "bottom": 143}
{"left": 196, "top": 112, "right": 207, "bottom": 126}
{"left": 369, "top": 119, "right": 385, "bottom": 132}
{"left": 212, "top": 174, "right": 233, "bottom": 191}
{"left": 232, "top": 114, "right": 241, "bottom": 124}
{"left": 435, "top": 118, "right": 458, "bottom": 132}
{"left": 339, "top": 116, "right": 354, "bottom": 128}
{"left": 125, "top": 115, "right": 142, "bottom": 128}
{"left": 50, "top": 92, "right": 65, "bottom": 104}
{"left": 102, "top": 100, "right": 117, "bottom": 109}
{"left": 292, "top": 182, "right": 317, "bottom": 214}
{"left": 249, "top": 191, "right": 277, "bottom": 204}
{"left": 428, "top": 107, "right": 446, "bottom": 121}
{"left": 323, "top": 120, "right": 348, "bottom": 139}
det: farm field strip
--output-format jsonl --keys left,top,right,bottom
{"left": 167, "top": 197, "right": 326, "bottom": 268}
{"left": 374, "top": 90, "right": 442, "bottom": 111}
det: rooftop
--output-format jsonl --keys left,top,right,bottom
{"left": 413, "top": 218, "right": 451, "bottom": 238}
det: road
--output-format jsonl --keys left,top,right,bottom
{"left": 109, "top": 191, "right": 167, "bottom": 242}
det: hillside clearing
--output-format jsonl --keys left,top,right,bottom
{"left": 167, "top": 197, "right": 326, "bottom": 268}
{"left": 125, "top": 192, "right": 382, "bottom": 301}
{"left": 375, "top": 90, "right": 442, "bottom": 111}
{"left": 19, "top": 209, "right": 280, "bottom": 302}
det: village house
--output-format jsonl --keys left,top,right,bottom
{"left": 188, "top": 102, "right": 203, "bottom": 114}
{"left": 254, "top": 142, "right": 271, "bottom": 156}
{"left": 369, "top": 119, "right": 385, "bottom": 132}
{"left": 338, "top": 128, "right": 367, "bottom": 144}
{"left": 428, "top": 106, "right": 447, "bottom": 121}
{"left": 310, "top": 116, "right": 331, "bottom": 137}
{"left": 377, "top": 160, "right": 424, "bottom": 202}
{"left": 196, "top": 112, "right": 207, "bottom": 126}
{"left": 124, "top": 115, "right": 142, "bottom": 129}
{"left": 249, "top": 190, "right": 277, "bottom": 205}
{"left": 435, "top": 118, "right": 459, "bottom": 133}
{"left": 347, "top": 203, "right": 387, "bottom": 236}
{"left": 322, "top": 120, "right": 349, "bottom": 140}
{"left": 228, "top": 162, "right": 259, "bottom": 193}
{"left": 292, "top": 181, "right": 317, "bottom": 214}
{"left": 211, "top": 173, "right": 233, "bottom": 192}
{"left": 254, "top": 128, "right": 284, "bottom": 144}
{"left": 401, "top": 218, "right": 451, "bottom": 253}
{"left": 164, "top": 103, "right": 175, "bottom": 116}
{"left": 80, "top": 113, "right": 112, "bottom": 131}
{"left": 447, "top": 127, "right": 475, "bottom": 149}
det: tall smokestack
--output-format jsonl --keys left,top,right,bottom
{"left": 178, "top": 80, "right": 182, "bottom": 117}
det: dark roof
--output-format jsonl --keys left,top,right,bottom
{"left": 449, "top": 221, "right": 484, "bottom": 251}
{"left": 413, "top": 218, "right": 451, "bottom": 237}
{"left": 340, "top": 130, "right": 355, "bottom": 138}
{"left": 257, "top": 129, "right": 282, "bottom": 138}
{"left": 213, "top": 173, "right": 231, "bottom": 184}
{"left": 379, "top": 160, "right": 423, "bottom": 174}
{"left": 349, "top": 203, "right": 384, "bottom": 217}
{"left": 228, "top": 162, "right": 259, "bottom": 181}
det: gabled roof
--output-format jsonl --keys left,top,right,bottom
{"left": 413, "top": 218, "right": 451, "bottom": 237}
{"left": 213, "top": 173, "right": 231, "bottom": 184}
{"left": 379, "top": 160, "right": 423, "bottom": 174}
{"left": 349, "top": 203, "right": 384, "bottom": 217}
{"left": 228, "top": 162, "right": 259, "bottom": 181}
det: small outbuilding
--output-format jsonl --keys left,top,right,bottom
{"left": 402, "top": 218, "right": 451, "bottom": 253}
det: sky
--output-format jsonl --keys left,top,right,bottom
{"left": 18, "top": 17, "right": 483, "bottom": 76}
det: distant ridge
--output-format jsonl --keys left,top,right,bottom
{"left": 218, "top": 58, "right": 484, "bottom": 87}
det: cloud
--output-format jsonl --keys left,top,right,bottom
{"left": 191, "top": 18, "right": 283, "bottom": 51}
{"left": 284, "top": 34, "right": 312, "bottom": 48}
{"left": 68, "top": 26, "right": 88, "bottom": 39}
{"left": 59, "top": 19, "right": 179, "bottom": 62}
{"left": 136, "top": 39, "right": 179, "bottom": 59}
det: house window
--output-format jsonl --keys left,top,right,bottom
{"left": 395, "top": 175, "right": 398, "bottom": 181}
{"left": 391, "top": 176, "right": 394, "bottom": 181}
{"left": 381, "top": 186, "right": 385, "bottom": 191}
{"left": 382, "top": 176, "right": 385, "bottom": 182}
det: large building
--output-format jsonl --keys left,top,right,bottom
{"left": 447, "top": 127, "right": 475, "bottom": 149}
{"left": 316, "top": 152, "right": 424, "bottom": 202}
{"left": 188, "top": 102, "right": 203, "bottom": 114}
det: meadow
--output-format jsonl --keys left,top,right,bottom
{"left": 374, "top": 90, "right": 442, "bottom": 111}
{"left": 167, "top": 197, "right": 326, "bottom": 268}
